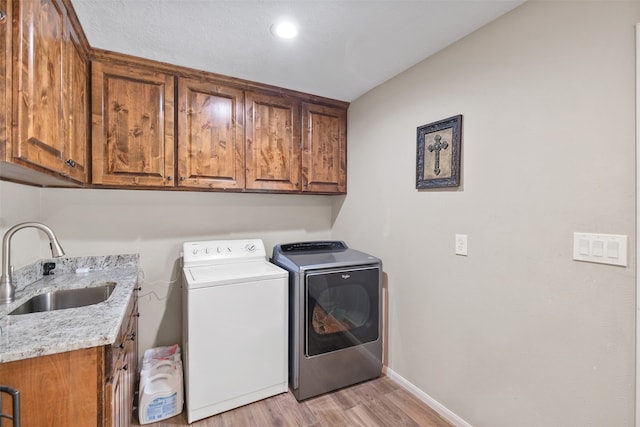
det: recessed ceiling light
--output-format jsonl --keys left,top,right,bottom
{"left": 271, "top": 21, "right": 298, "bottom": 39}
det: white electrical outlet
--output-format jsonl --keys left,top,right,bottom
{"left": 573, "top": 232, "right": 627, "bottom": 267}
{"left": 455, "top": 234, "right": 468, "bottom": 256}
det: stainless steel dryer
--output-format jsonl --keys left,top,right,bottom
{"left": 271, "top": 241, "right": 382, "bottom": 401}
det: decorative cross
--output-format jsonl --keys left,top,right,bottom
{"left": 427, "top": 135, "right": 448, "bottom": 176}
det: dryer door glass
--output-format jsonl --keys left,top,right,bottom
{"left": 305, "top": 266, "right": 379, "bottom": 357}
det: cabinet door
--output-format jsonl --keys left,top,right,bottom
{"left": 92, "top": 61, "right": 175, "bottom": 187}
{"left": 123, "top": 298, "right": 138, "bottom": 426}
{"left": 0, "top": 347, "right": 101, "bottom": 426}
{"left": 106, "top": 294, "right": 137, "bottom": 427}
{"left": 301, "top": 103, "right": 346, "bottom": 193}
{"left": 107, "top": 365, "right": 126, "bottom": 427}
{"left": 0, "top": 0, "right": 9, "bottom": 157}
{"left": 62, "top": 14, "right": 88, "bottom": 182}
{"left": 13, "top": 0, "right": 67, "bottom": 174}
{"left": 177, "top": 78, "right": 244, "bottom": 189}
{"left": 245, "top": 92, "right": 300, "bottom": 192}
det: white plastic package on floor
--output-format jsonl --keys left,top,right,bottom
{"left": 138, "top": 344, "right": 184, "bottom": 424}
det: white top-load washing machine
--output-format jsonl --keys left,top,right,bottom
{"left": 181, "top": 239, "right": 288, "bottom": 423}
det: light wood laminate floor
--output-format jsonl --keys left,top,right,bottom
{"left": 133, "top": 375, "right": 452, "bottom": 427}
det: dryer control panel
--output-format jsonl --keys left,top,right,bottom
{"left": 183, "top": 239, "right": 267, "bottom": 267}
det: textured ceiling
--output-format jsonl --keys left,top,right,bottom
{"left": 70, "top": 0, "right": 526, "bottom": 102}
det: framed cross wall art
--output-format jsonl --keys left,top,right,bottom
{"left": 416, "top": 115, "right": 462, "bottom": 189}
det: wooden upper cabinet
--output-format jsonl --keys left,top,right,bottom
{"left": 63, "top": 18, "right": 89, "bottom": 182}
{"left": 177, "top": 77, "right": 245, "bottom": 189}
{"left": 14, "top": 0, "right": 65, "bottom": 170}
{"left": 1, "top": 2, "right": 348, "bottom": 192}
{"left": 0, "top": 0, "right": 9, "bottom": 155}
{"left": 91, "top": 61, "right": 175, "bottom": 187}
{"left": 3, "top": 0, "right": 88, "bottom": 185}
{"left": 245, "top": 91, "right": 301, "bottom": 192}
{"left": 301, "top": 103, "right": 346, "bottom": 193}
{"left": 13, "top": 0, "right": 84, "bottom": 180}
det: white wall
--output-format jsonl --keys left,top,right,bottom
{"left": 0, "top": 181, "right": 334, "bottom": 355}
{"left": 636, "top": 21, "right": 640, "bottom": 427}
{"left": 332, "top": 1, "right": 639, "bottom": 426}
{"left": 0, "top": 182, "right": 42, "bottom": 268}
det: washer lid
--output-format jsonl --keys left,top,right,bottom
{"left": 184, "top": 261, "right": 287, "bottom": 288}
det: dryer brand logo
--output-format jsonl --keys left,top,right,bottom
{"left": 341, "top": 274, "right": 351, "bottom": 280}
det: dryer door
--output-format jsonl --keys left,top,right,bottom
{"left": 305, "top": 266, "right": 380, "bottom": 357}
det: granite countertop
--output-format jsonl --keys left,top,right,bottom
{"left": 0, "top": 254, "right": 140, "bottom": 363}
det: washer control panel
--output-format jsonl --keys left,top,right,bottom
{"left": 183, "top": 239, "right": 267, "bottom": 267}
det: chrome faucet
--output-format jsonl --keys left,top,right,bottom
{"left": 0, "top": 222, "right": 65, "bottom": 304}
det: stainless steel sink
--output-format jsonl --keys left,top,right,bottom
{"left": 9, "top": 283, "right": 117, "bottom": 315}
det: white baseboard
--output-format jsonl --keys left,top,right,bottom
{"left": 383, "top": 366, "right": 472, "bottom": 427}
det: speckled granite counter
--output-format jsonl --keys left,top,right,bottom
{"left": 0, "top": 254, "right": 140, "bottom": 363}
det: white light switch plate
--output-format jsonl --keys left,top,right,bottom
{"left": 455, "top": 234, "right": 468, "bottom": 256}
{"left": 573, "top": 232, "right": 627, "bottom": 267}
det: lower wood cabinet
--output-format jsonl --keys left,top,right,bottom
{"left": 0, "top": 347, "right": 101, "bottom": 425}
{"left": 0, "top": 293, "right": 139, "bottom": 427}
{"left": 105, "top": 290, "right": 139, "bottom": 427}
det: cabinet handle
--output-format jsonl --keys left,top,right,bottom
{"left": 0, "top": 10, "right": 6, "bottom": 24}
{"left": 122, "top": 364, "right": 128, "bottom": 371}
{"left": 180, "top": 176, "right": 186, "bottom": 181}
{"left": 129, "top": 332, "right": 136, "bottom": 341}
{"left": 65, "top": 159, "right": 76, "bottom": 167}
{"left": 167, "top": 176, "right": 172, "bottom": 181}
